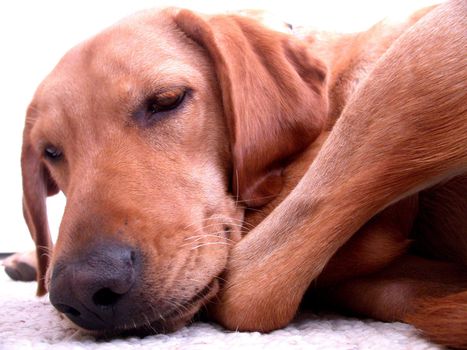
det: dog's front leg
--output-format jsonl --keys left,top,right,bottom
{"left": 211, "top": 0, "right": 467, "bottom": 331}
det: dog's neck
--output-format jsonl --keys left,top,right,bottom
{"left": 241, "top": 7, "right": 433, "bottom": 232}
{"left": 293, "top": 18, "right": 421, "bottom": 128}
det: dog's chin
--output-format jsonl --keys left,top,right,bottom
{"left": 84, "top": 278, "right": 221, "bottom": 339}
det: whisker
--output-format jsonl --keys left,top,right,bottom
{"left": 182, "top": 215, "right": 238, "bottom": 231}
{"left": 190, "top": 242, "right": 231, "bottom": 250}
{"left": 215, "top": 275, "right": 228, "bottom": 284}
{"left": 246, "top": 209, "right": 264, "bottom": 215}
{"left": 182, "top": 214, "right": 249, "bottom": 231}
{"left": 148, "top": 304, "right": 163, "bottom": 325}
{"left": 184, "top": 222, "right": 252, "bottom": 239}
{"left": 184, "top": 233, "right": 237, "bottom": 244}
{"left": 181, "top": 231, "right": 236, "bottom": 248}
{"left": 183, "top": 228, "right": 239, "bottom": 241}
{"left": 39, "top": 252, "right": 53, "bottom": 260}
{"left": 36, "top": 244, "right": 54, "bottom": 255}
{"left": 182, "top": 239, "right": 235, "bottom": 248}
{"left": 182, "top": 241, "right": 231, "bottom": 249}
{"left": 185, "top": 220, "right": 248, "bottom": 235}
{"left": 144, "top": 313, "right": 158, "bottom": 333}
{"left": 239, "top": 221, "right": 256, "bottom": 230}
{"left": 184, "top": 223, "right": 230, "bottom": 236}
{"left": 234, "top": 193, "right": 277, "bottom": 204}
{"left": 183, "top": 277, "right": 204, "bottom": 284}
{"left": 235, "top": 169, "right": 240, "bottom": 208}
{"left": 157, "top": 307, "right": 166, "bottom": 323}
{"left": 165, "top": 299, "right": 188, "bottom": 318}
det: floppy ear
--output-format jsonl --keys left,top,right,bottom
{"left": 21, "top": 106, "right": 58, "bottom": 296}
{"left": 174, "top": 10, "right": 328, "bottom": 207}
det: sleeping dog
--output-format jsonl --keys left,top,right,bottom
{"left": 8, "top": 1, "right": 466, "bottom": 348}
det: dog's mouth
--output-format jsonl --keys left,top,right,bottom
{"left": 97, "top": 277, "right": 220, "bottom": 338}
{"left": 166, "top": 277, "right": 219, "bottom": 319}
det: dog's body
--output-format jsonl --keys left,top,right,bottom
{"left": 219, "top": 3, "right": 467, "bottom": 347}
{"left": 10, "top": 0, "right": 467, "bottom": 348}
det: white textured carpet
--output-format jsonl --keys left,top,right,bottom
{"left": 0, "top": 270, "right": 441, "bottom": 350}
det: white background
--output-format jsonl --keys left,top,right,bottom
{"left": 0, "top": 0, "right": 437, "bottom": 252}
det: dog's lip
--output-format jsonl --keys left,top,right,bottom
{"left": 164, "top": 277, "right": 219, "bottom": 320}
{"left": 99, "top": 277, "right": 220, "bottom": 336}
{"left": 153, "top": 277, "right": 220, "bottom": 327}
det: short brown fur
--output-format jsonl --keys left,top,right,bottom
{"left": 15, "top": 1, "right": 467, "bottom": 348}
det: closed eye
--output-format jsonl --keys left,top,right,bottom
{"left": 44, "top": 145, "right": 63, "bottom": 162}
{"left": 134, "top": 87, "right": 188, "bottom": 125}
{"left": 147, "top": 89, "right": 186, "bottom": 114}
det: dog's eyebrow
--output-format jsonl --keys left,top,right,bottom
{"left": 141, "top": 60, "right": 203, "bottom": 85}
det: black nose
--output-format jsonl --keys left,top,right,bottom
{"left": 49, "top": 241, "right": 139, "bottom": 330}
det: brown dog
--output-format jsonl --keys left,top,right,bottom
{"left": 16, "top": 0, "right": 466, "bottom": 347}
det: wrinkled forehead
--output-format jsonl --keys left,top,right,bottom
{"left": 79, "top": 9, "right": 200, "bottom": 82}
{"left": 31, "top": 9, "right": 208, "bottom": 118}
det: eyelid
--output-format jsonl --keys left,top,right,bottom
{"left": 132, "top": 87, "right": 190, "bottom": 125}
{"left": 157, "top": 87, "right": 185, "bottom": 99}
{"left": 149, "top": 85, "right": 187, "bottom": 97}
{"left": 43, "top": 144, "right": 63, "bottom": 161}
{"left": 152, "top": 88, "right": 185, "bottom": 108}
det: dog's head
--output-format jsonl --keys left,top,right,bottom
{"left": 21, "top": 8, "right": 327, "bottom": 334}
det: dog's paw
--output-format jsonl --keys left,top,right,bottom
{"left": 209, "top": 242, "right": 300, "bottom": 332}
{"left": 210, "top": 278, "right": 297, "bottom": 332}
{"left": 2, "top": 251, "right": 37, "bottom": 281}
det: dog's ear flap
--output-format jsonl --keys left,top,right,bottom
{"left": 174, "top": 10, "right": 328, "bottom": 207}
{"left": 21, "top": 106, "right": 58, "bottom": 296}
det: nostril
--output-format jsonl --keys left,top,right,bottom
{"left": 93, "top": 287, "right": 123, "bottom": 307}
{"left": 130, "top": 250, "right": 136, "bottom": 264}
{"left": 55, "top": 303, "right": 81, "bottom": 317}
